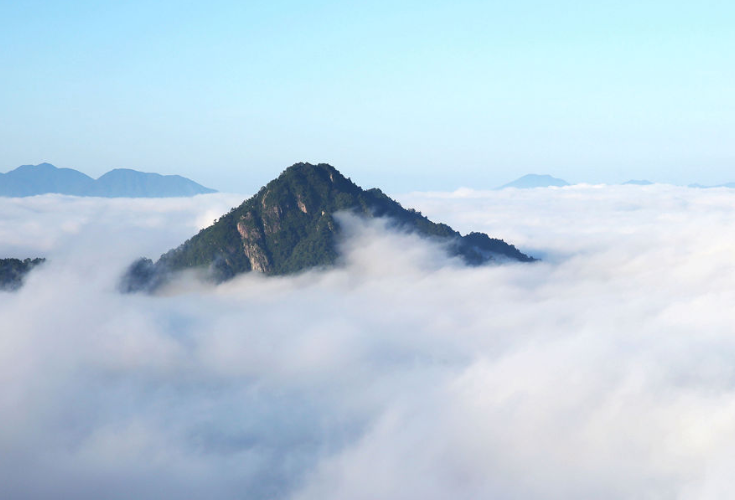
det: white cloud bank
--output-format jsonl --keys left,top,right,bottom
{"left": 3, "top": 185, "right": 735, "bottom": 499}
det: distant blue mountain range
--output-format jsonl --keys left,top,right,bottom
{"left": 689, "top": 182, "right": 735, "bottom": 189}
{"left": 498, "top": 175, "right": 735, "bottom": 189}
{"left": 0, "top": 163, "right": 216, "bottom": 197}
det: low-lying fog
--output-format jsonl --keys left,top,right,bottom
{"left": 3, "top": 184, "right": 735, "bottom": 499}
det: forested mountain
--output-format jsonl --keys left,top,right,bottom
{"left": 122, "top": 163, "right": 534, "bottom": 292}
{"left": 0, "top": 258, "right": 45, "bottom": 291}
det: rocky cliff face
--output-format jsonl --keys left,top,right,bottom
{"left": 121, "top": 163, "right": 534, "bottom": 292}
{"left": 237, "top": 214, "right": 272, "bottom": 273}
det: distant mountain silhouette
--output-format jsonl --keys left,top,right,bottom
{"left": 497, "top": 174, "right": 570, "bottom": 189}
{"left": 623, "top": 179, "right": 654, "bottom": 186}
{"left": 0, "top": 163, "right": 94, "bottom": 196}
{"left": 89, "top": 169, "right": 216, "bottom": 197}
{"left": 0, "top": 163, "right": 216, "bottom": 197}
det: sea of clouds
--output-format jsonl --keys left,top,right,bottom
{"left": 3, "top": 184, "right": 735, "bottom": 499}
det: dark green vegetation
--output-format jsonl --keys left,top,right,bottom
{"left": 0, "top": 163, "right": 216, "bottom": 197}
{"left": 0, "top": 258, "right": 45, "bottom": 291}
{"left": 122, "top": 163, "right": 534, "bottom": 292}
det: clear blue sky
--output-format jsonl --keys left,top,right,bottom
{"left": 1, "top": 0, "right": 733, "bottom": 192}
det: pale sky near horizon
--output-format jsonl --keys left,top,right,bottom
{"left": 1, "top": 0, "right": 733, "bottom": 193}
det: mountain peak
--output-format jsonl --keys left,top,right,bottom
{"left": 102, "top": 168, "right": 141, "bottom": 175}
{"left": 284, "top": 161, "right": 339, "bottom": 175}
{"left": 623, "top": 179, "right": 654, "bottom": 186}
{"left": 266, "top": 162, "right": 353, "bottom": 193}
{"left": 122, "top": 163, "right": 534, "bottom": 292}
{"left": 498, "top": 174, "right": 570, "bottom": 189}
{"left": 13, "top": 162, "right": 58, "bottom": 172}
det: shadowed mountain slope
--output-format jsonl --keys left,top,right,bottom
{"left": 122, "top": 163, "right": 534, "bottom": 292}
